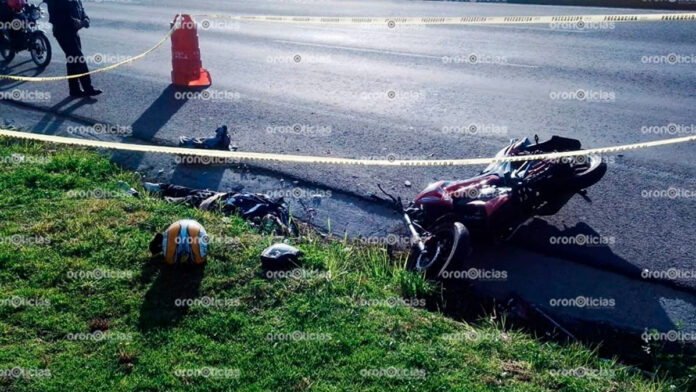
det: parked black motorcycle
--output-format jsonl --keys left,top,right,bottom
{"left": 0, "top": 2, "right": 51, "bottom": 67}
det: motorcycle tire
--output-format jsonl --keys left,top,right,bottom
{"left": 405, "top": 220, "right": 470, "bottom": 281}
{"left": 29, "top": 32, "right": 51, "bottom": 68}
{"left": 556, "top": 153, "right": 607, "bottom": 192}
{"left": 0, "top": 32, "right": 15, "bottom": 63}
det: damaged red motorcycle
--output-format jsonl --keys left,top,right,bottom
{"left": 382, "top": 135, "right": 607, "bottom": 280}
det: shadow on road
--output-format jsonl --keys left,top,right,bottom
{"left": 0, "top": 59, "right": 34, "bottom": 75}
{"left": 30, "top": 96, "right": 98, "bottom": 134}
{"left": 510, "top": 218, "right": 696, "bottom": 294}
{"left": 511, "top": 218, "right": 643, "bottom": 278}
{"left": 131, "top": 85, "right": 188, "bottom": 142}
{"left": 0, "top": 58, "right": 49, "bottom": 91}
{"left": 432, "top": 219, "right": 696, "bottom": 367}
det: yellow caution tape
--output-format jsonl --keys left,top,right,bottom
{"left": 199, "top": 12, "right": 696, "bottom": 26}
{"left": 1, "top": 128, "right": 694, "bottom": 167}
{"left": 1, "top": 12, "right": 695, "bottom": 82}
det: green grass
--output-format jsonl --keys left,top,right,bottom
{"left": 0, "top": 138, "right": 674, "bottom": 391}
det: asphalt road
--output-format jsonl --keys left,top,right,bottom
{"left": 1, "top": 0, "right": 695, "bottom": 337}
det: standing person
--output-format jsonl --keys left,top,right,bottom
{"left": 45, "top": 0, "right": 101, "bottom": 97}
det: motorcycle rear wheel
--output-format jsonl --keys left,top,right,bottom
{"left": 558, "top": 154, "right": 607, "bottom": 192}
{"left": 30, "top": 32, "right": 51, "bottom": 68}
{"left": 406, "top": 220, "right": 470, "bottom": 280}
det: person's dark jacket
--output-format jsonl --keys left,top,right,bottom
{"left": 45, "top": 0, "right": 89, "bottom": 32}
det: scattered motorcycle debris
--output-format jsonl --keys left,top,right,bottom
{"left": 143, "top": 182, "right": 296, "bottom": 235}
{"left": 261, "top": 243, "right": 303, "bottom": 272}
{"left": 179, "top": 125, "right": 233, "bottom": 151}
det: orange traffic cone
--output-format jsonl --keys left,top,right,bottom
{"left": 170, "top": 14, "right": 212, "bottom": 88}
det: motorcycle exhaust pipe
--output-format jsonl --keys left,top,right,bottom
{"left": 404, "top": 213, "right": 426, "bottom": 253}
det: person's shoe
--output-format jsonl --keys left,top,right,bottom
{"left": 82, "top": 88, "right": 102, "bottom": 97}
{"left": 83, "top": 88, "right": 102, "bottom": 97}
{"left": 69, "top": 90, "right": 85, "bottom": 98}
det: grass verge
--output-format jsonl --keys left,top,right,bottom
{"left": 0, "top": 138, "right": 673, "bottom": 391}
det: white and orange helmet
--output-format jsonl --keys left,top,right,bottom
{"left": 161, "top": 219, "right": 209, "bottom": 265}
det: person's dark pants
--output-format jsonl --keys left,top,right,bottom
{"left": 53, "top": 28, "right": 93, "bottom": 94}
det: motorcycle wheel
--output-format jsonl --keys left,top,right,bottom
{"left": 0, "top": 32, "right": 15, "bottom": 63}
{"left": 406, "top": 220, "right": 470, "bottom": 280}
{"left": 558, "top": 153, "right": 607, "bottom": 192}
{"left": 29, "top": 32, "right": 51, "bottom": 68}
